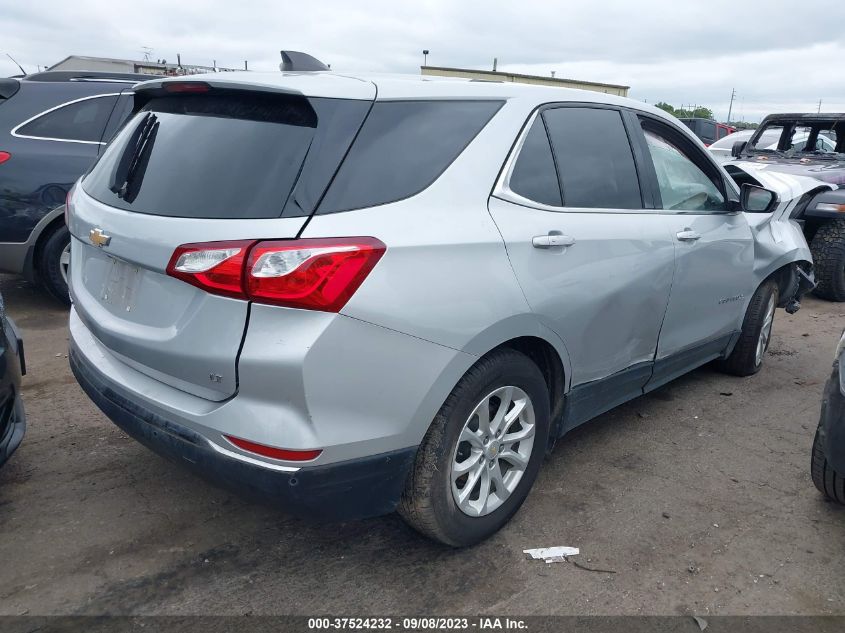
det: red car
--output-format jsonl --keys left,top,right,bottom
{"left": 679, "top": 118, "right": 736, "bottom": 146}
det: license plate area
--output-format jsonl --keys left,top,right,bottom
{"left": 100, "top": 256, "right": 141, "bottom": 313}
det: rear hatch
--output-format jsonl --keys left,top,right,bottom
{"left": 69, "top": 77, "right": 375, "bottom": 400}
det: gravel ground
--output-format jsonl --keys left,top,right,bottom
{"left": 1, "top": 274, "right": 843, "bottom": 616}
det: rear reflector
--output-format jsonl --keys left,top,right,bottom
{"left": 224, "top": 435, "right": 322, "bottom": 462}
{"left": 0, "top": 151, "right": 10, "bottom": 165}
{"left": 166, "top": 237, "right": 385, "bottom": 312}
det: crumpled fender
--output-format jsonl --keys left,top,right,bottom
{"left": 731, "top": 164, "right": 835, "bottom": 282}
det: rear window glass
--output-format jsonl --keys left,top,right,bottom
{"left": 749, "top": 126, "right": 785, "bottom": 151}
{"left": 317, "top": 100, "right": 503, "bottom": 213}
{"left": 542, "top": 107, "right": 642, "bottom": 209}
{"left": 17, "top": 94, "right": 117, "bottom": 143}
{"left": 82, "top": 92, "right": 370, "bottom": 219}
{"left": 508, "top": 117, "right": 561, "bottom": 206}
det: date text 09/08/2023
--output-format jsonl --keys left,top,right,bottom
{"left": 307, "top": 617, "right": 529, "bottom": 630}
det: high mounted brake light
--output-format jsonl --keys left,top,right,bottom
{"left": 162, "top": 82, "right": 211, "bottom": 93}
{"left": 166, "top": 237, "right": 386, "bottom": 312}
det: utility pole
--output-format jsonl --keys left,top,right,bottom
{"left": 727, "top": 88, "right": 736, "bottom": 124}
{"left": 818, "top": 99, "right": 823, "bottom": 114}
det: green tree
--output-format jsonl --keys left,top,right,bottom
{"left": 654, "top": 102, "right": 676, "bottom": 115}
{"left": 653, "top": 103, "right": 714, "bottom": 121}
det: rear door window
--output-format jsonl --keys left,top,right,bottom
{"left": 15, "top": 94, "right": 119, "bottom": 143}
{"left": 507, "top": 116, "right": 562, "bottom": 207}
{"left": 542, "top": 107, "right": 642, "bottom": 209}
{"left": 317, "top": 100, "right": 503, "bottom": 213}
{"left": 82, "top": 92, "right": 370, "bottom": 219}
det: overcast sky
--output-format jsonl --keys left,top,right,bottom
{"left": 2, "top": 0, "right": 844, "bottom": 122}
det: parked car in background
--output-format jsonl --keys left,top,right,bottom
{"left": 0, "top": 70, "right": 159, "bottom": 303}
{"left": 69, "top": 69, "right": 816, "bottom": 546}
{"left": 812, "top": 328, "right": 845, "bottom": 505}
{"left": 727, "top": 113, "right": 845, "bottom": 301}
{"left": 0, "top": 290, "right": 25, "bottom": 468}
{"left": 709, "top": 129, "right": 786, "bottom": 165}
{"left": 679, "top": 117, "right": 735, "bottom": 146}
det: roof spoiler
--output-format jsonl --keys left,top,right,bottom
{"left": 279, "top": 51, "right": 329, "bottom": 72}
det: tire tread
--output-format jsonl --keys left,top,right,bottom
{"left": 810, "top": 219, "right": 845, "bottom": 302}
{"left": 811, "top": 426, "right": 845, "bottom": 504}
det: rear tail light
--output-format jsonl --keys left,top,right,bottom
{"left": 64, "top": 183, "right": 76, "bottom": 225}
{"left": 0, "top": 151, "right": 10, "bottom": 165}
{"left": 166, "top": 240, "right": 254, "bottom": 299}
{"left": 246, "top": 238, "right": 385, "bottom": 311}
{"left": 224, "top": 434, "right": 322, "bottom": 462}
{"left": 166, "top": 237, "right": 386, "bottom": 312}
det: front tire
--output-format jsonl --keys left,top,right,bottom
{"left": 37, "top": 224, "right": 71, "bottom": 305}
{"left": 810, "top": 219, "right": 845, "bottom": 302}
{"left": 811, "top": 426, "right": 845, "bottom": 504}
{"left": 398, "top": 348, "right": 550, "bottom": 547}
{"left": 717, "top": 280, "right": 778, "bottom": 377}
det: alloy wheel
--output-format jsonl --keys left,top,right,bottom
{"left": 59, "top": 243, "right": 71, "bottom": 285}
{"left": 755, "top": 294, "right": 775, "bottom": 366}
{"left": 450, "top": 386, "right": 536, "bottom": 517}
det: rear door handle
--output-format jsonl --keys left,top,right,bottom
{"left": 532, "top": 233, "right": 576, "bottom": 249}
{"left": 676, "top": 229, "right": 701, "bottom": 242}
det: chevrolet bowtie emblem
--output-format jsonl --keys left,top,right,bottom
{"left": 89, "top": 228, "right": 111, "bottom": 248}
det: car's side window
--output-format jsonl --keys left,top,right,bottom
{"left": 542, "top": 107, "right": 643, "bottom": 210}
{"left": 640, "top": 121, "right": 728, "bottom": 213}
{"left": 507, "top": 117, "right": 562, "bottom": 207}
{"left": 15, "top": 94, "right": 119, "bottom": 144}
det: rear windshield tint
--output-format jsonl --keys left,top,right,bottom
{"left": 82, "top": 92, "right": 369, "bottom": 219}
{"left": 317, "top": 100, "right": 503, "bottom": 213}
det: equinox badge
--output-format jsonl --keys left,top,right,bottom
{"left": 89, "top": 228, "right": 111, "bottom": 248}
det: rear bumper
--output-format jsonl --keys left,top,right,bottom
{"left": 817, "top": 360, "right": 845, "bottom": 475}
{"left": 70, "top": 345, "right": 417, "bottom": 520}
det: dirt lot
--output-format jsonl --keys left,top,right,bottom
{"left": 1, "top": 274, "right": 843, "bottom": 617}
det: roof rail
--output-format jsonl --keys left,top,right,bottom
{"left": 279, "top": 51, "right": 329, "bottom": 72}
{"left": 23, "top": 70, "right": 164, "bottom": 83}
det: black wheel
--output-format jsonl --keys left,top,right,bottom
{"left": 811, "top": 425, "right": 845, "bottom": 504}
{"left": 37, "top": 224, "right": 71, "bottom": 305}
{"left": 717, "top": 280, "right": 778, "bottom": 377}
{"left": 398, "top": 348, "right": 550, "bottom": 547}
{"left": 810, "top": 219, "right": 845, "bottom": 302}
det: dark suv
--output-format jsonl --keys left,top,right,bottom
{"left": 728, "top": 113, "right": 845, "bottom": 301}
{"left": 0, "top": 70, "right": 159, "bottom": 303}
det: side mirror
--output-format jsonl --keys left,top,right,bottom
{"left": 741, "top": 183, "right": 778, "bottom": 213}
{"left": 731, "top": 140, "right": 747, "bottom": 158}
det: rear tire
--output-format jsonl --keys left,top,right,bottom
{"left": 37, "top": 224, "right": 71, "bottom": 306}
{"left": 811, "top": 425, "right": 845, "bottom": 504}
{"left": 810, "top": 219, "right": 845, "bottom": 302}
{"left": 717, "top": 280, "right": 778, "bottom": 377}
{"left": 398, "top": 348, "right": 550, "bottom": 547}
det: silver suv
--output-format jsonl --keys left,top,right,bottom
{"left": 68, "top": 72, "right": 816, "bottom": 546}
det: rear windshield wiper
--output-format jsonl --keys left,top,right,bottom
{"left": 109, "top": 112, "right": 159, "bottom": 201}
